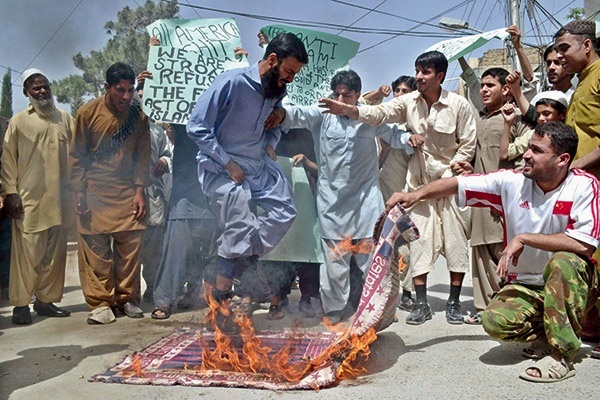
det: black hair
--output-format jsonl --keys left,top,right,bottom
{"left": 262, "top": 32, "right": 309, "bottom": 64}
{"left": 330, "top": 70, "right": 361, "bottom": 92}
{"left": 106, "top": 62, "right": 135, "bottom": 86}
{"left": 554, "top": 20, "right": 599, "bottom": 54}
{"left": 391, "top": 75, "right": 417, "bottom": 92}
{"left": 534, "top": 98, "right": 567, "bottom": 115}
{"left": 543, "top": 45, "right": 557, "bottom": 61}
{"left": 534, "top": 121, "right": 578, "bottom": 163}
{"left": 481, "top": 67, "right": 510, "bottom": 86}
{"left": 415, "top": 51, "right": 448, "bottom": 83}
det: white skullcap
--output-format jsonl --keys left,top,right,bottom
{"left": 21, "top": 68, "right": 46, "bottom": 85}
{"left": 530, "top": 90, "right": 568, "bottom": 109}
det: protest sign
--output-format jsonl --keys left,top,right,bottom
{"left": 147, "top": 18, "right": 245, "bottom": 63}
{"left": 141, "top": 46, "right": 226, "bottom": 124}
{"left": 426, "top": 27, "right": 510, "bottom": 62}
{"left": 262, "top": 157, "right": 323, "bottom": 263}
{"left": 260, "top": 25, "right": 360, "bottom": 106}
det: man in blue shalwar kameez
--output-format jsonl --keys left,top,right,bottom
{"left": 187, "top": 33, "right": 308, "bottom": 328}
{"left": 278, "top": 70, "right": 420, "bottom": 323}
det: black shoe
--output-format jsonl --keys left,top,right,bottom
{"left": 446, "top": 301, "right": 464, "bottom": 325}
{"left": 406, "top": 302, "right": 432, "bottom": 325}
{"left": 211, "top": 288, "right": 234, "bottom": 303}
{"left": 280, "top": 295, "right": 289, "bottom": 308}
{"left": 398, "top": 295, "right": 415, "bottom": 311}
{"left": 121, "top": 301, "right": 143, "bottom": 318}
{"left": 214, "top": 311, "right": 241, "bottom": 335}
{"left": 33, "top": 302, "right": 71, "bottom": 317}
{"left": 12, "top": 306, "right": 32, "bottom": 324}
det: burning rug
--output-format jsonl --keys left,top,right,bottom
{"left": 90, "top": 203, "right": 419, "bottom": 390}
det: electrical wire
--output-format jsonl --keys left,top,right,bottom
{"left": 11, "top": 0, "right": 85, "bottom": 84}
{"left": 167, "top": 0, "right": 470, "bottom": 38}
{"left": 335, "top": 0, "right": 387, "bottom": 36}
{"left": 356, "top": 0, "right": 475, "bottom": 53}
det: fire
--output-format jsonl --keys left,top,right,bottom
{"left": 397, "top": 253, "right": 408, "bottom": 272}
{"left": 336, "top": 328, "right": 377, "bottom": 380}
{"left": 308, "top": 327, "right": 378, "bottom": 381}
{"left": 122, "top": 353, "right": 146, "bottom": 378}
{"left": 331, "top": 236, "right": 374, "bottom": 259}
{"left": 322, "top": 316, "right": 350, "bottom": 333}
{"left": 190, "top": 291, "right": 378, "bottom": 385}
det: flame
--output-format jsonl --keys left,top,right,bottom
{"left": 397, "top": 253, "right": 408, "bottom": 272}
{"left": 192, "top": 290, "right": 377, "bottom": 386}
{"left": 331, "top": 236, "right": 374, "bottom": 259}
{"left": 308, "top": 327, "right": 378, "bottom": 381}
{"left": 322, "top": 317, "right": 349, "bottom": 333}
{"left": 336, "top": 328, "right": 377, "bottom": 380}
{"left": 122, "top": 353, "right": 146, "bottom": 378}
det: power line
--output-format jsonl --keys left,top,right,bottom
{"left": 11, "top": 0, "right": 85, "bottom": 85}
{"left": 334, "top": 0, "right": 387, "bottom": 36}
{"left": 331, "top": 0, "right": 472, "bottom": 31}
{"left": 183, "top": 0, "right": 203, "bottom": 19}
{"left": 357, "top": 0, "right": 475, "bottom": 53}
{"left": 0, "top": 65, "right": 23, "bottom": 75}
{"left": 168, "top": 0, "right": 468, "bottom": 38}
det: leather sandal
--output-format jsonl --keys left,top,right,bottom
{"left": 519, "top": 355, "right": 576, "bottom": 383}
{"left": 151, "top": 306, "right": 171, "bottom": 320}
{"left": 266, "top": 304, "right": 284, "bottom": 320}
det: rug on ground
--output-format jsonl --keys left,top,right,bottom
{"left": 90, "top": 203, "right": 419, "bottom": 390}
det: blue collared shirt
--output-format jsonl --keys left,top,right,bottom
{"left": 187, "top": 62, "right": 283, "bottom": 173}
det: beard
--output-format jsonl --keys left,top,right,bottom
{"left": 29, "top": 94, "right": 56, "bottom": 119}
{"left": 261, "top": 65, "right": 287, "bottom": 99}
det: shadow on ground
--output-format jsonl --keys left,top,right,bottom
{"left": 0, "top": 344, "right": 127, "bottom": 399}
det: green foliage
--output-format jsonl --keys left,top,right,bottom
{"left": 0, "top": 69, "right": 13, "bottom": 119}
{"left": 54, "top": 0, "right": 179, "bottom": 114}
{"left": 566, "top": 7, "right": 585, "bottom": 21}
{"left": 52, "top": 75, "right": 89, "bottom": 117}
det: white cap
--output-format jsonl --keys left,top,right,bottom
{"left": 21, "top": 68, "right": 46, "bottom": 85}
{"left": 530, "top": 90, "right": 568, "bottom": 109}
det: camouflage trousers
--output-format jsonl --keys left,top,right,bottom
{"left": 482, "top": 251, "right": 596, "bottom": 361}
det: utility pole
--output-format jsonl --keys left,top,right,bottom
{"left": 508, "top": 0, "right": 522, "bottom": 72}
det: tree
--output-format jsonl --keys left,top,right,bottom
{"left": 53, "top": 0, "right": 179, "bottom": 115}
{"left": 0, "top": 68, "right": 13, "bottom": 119}
{"left": 566, "top": 7, "right": 585, "bottom": 21}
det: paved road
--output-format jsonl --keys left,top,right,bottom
{"left": 1, "top": 250, "right": 599, "bottom": 399}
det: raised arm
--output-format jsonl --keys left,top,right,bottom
{"left": 507, "top": 25, "right": 534, "bottom": 82}
{"left": 361, "top": 85, "right": 392, "bottom": 105}
{"left": 499, "top": 103, "right": 516, "bottom": 161}
{"left": 458, "top": 56, "right": 484, "bottom": 112}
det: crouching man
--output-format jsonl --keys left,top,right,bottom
{"left": 387, "top": 121, "right": 599, "bottom": 383}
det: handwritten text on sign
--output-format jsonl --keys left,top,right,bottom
{"left": 147, "top": 18, "right": 243, "bottom": 62}
{"left": 142, "top": 46, "right": 225, "bottom": 124}
{"left": 260, "top": 25, "right": 359, "bottom": 106}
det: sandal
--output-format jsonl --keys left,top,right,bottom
{"left": 464, "top": 312, "right": 482, "bottom": 325}
{"left": 519, "top": 355, "right": 576, "bottom": 383}
{"left": 591, "top": 345, "right": 600, "bottom": 359}
{"left": 266, "top": 304, "right": 284, "bottom": 320}
{"left": 151, "top": 306, "right": 171, "bottom": 320}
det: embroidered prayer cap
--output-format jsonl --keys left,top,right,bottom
{"left": 530, "top": 90, "right": 569, "bottom": 109}
{"left": 21, "top": 68, "right": 46, "bottom": 85}
{"left": 560, "top": 20, "right": 596, "bottom": 37}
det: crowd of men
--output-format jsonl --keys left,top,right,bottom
{"left": 1, "top": 19, "right": 600, "bottom": 384}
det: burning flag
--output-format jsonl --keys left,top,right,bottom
{"left": 91, "top": 203, "right": 420, "bottom": 389}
